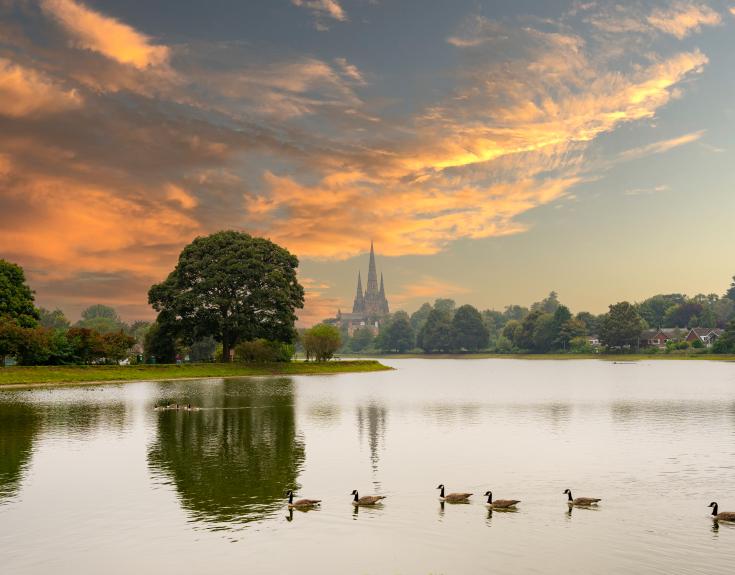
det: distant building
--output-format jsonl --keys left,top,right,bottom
{"left": 685, "top": 327, "right": 725, "bottom": 347}
{"left": 639, "top": 328, "right": 688, "bottom": 349}
{"left": 327, "top": 242, "right": 390, "bottom": 335}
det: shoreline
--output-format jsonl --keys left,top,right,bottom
{"left": 0, "top": 360, "right": 391, "bottom": 388}
{"left": 339, "top": 352, "right": 735, "bottom": 361}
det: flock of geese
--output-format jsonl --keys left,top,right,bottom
{"left": 286, "top": 486, "right": 735, "bottom": 522}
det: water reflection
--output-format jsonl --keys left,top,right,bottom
{"left": 147, "top": 378, "right": 305, "bottom": 529}
{"left": 356, "top": 403, "right": 387, "bottom": 477}
{"left": 0, "top": 402, "right": 39, "bottom": 504}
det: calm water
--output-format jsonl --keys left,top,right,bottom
{"left": 2, "top": 359, "right": 735, "bottom": 574}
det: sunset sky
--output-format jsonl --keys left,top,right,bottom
{"left": 1, "top": 0, "right": 734, "bottom": 324}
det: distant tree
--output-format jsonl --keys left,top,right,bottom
{"left": 349, "top": 327, "right": 374, "bottom": 352}
{"left": 662, "top": 302, "right": 703, "bottom": 328}
{"left": 558, "top": 318, "right": 587, "bottom": 349}
{"left": 379, "top": 311, "right": 414, "bottom": 352}
{"left": 494, "top": 335, "right": 513, "bottom": 353}
{"left": 433, "top": 298, "right": 456, "bottom": 316}
{"left": 417, "top": 308, "right": 453, "bottom": 352}
{"left": 599, "top": 302, "right": 644, "bottom": 350}
{"left": 551, "top": 305, "right": 572, "bottom": 349}
{"left": 148, "top": 231, "right": 304, "bottom": 361}
{"left": 575, "top": 311, "right": 598, "bottom": 334}
{"left": 713, "top": 320, "right": 735, "bottom": 354}
{"left": 38, "top": 307, "right": 70, "bottom": 331}
{"left": 726, "top": 276, "right": 735, "bottom": 302}
{"left": 410, "top": 303, "right": 433, "bottom": 333}
{"left": 81, "top": 304, "right": 121, "bottom": 323}
{"left": 66, "top": 327, "right": 106, "bottom": 364}
{"left": 234, "top": 339, "right": 293, "bottom": 363}
{"left": 481, "top": 309, "right": 505, "bottom": 337}
{"left": 637, "top": 294, "right": 686, "bottom": 328}
{"left": 503, "top": 305, "right": 528, "bottom": 322}
{"left": 531, "top": 291, "right": 560, "bottom": 314}
{"left": 712, "top": 298, "right": 735, "bottom": 327}
{"left": 515, "top": 309, "right": 545, "bottom": 350}
{"left": 303, "top": 324, "right": 341, "bottom": 361}
{"left": 0, "top": 259, "right": 39, "bottom": 328}
{"left": 531, "top": 313, "right": 556, "bottom": 352}
{"left": 100, "top": 331, "right": 136, "bottom": 362}
{"left": 502, "top": 319, "right": 522, "bottom": 343}
{"left": 451, "top": 305, "right": 489, "bottom": 352}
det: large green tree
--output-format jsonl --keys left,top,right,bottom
{"left": 417, "top": 308, "right": 453, "bottom": 352}
{"left": 0, "top": 260, "right": 39, "bottom": 328}
{"left": 75, "top": 304, "right": 125, "bottom": 334}
{"left": 379, "top": 311, "right": 414, "bottom": 352}
{"left": 410, "top": 302, "right": 433, "bottom": 332}
{"left": 451, "top": 304, "right": 489, "bottom": 352}
{"left": 148, "top": 231, "right": 304, "bottom": 362}
{"left": 599, "top": 302, "right": 644, "bottom": 350}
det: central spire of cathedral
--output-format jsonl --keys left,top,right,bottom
{"left": 366, "top": 240, "right": 379, "bottom": 297}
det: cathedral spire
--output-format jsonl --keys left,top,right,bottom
{"left": 366, "top": 240, "right": 379, "bottom": 297}
{"left": 352, "top": 271, "right": 365, "bottom": 313}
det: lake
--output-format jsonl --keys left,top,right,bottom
{"left": 1, "top": 359, "right": 735, "bottom": 574}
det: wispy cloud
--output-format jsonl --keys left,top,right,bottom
{"left": 647, "top": 2, "right": 721, "bottom": 38}
{"left": 617, "top": 130, "right": 705, "bottom": 163}
{"left": 0, "top": 58, "right": 82, "bottom": 117}
{"left": 292, "top": 0, "right": 347, "bottom": 30}
{"left": 40, "top": 0, "right": 170, "bottom": 69}
{"left": 390, "top": 276, "right": 471, "bottom": 306}
{"left": 624, "top": 184, "right": 671, "bottom": 196}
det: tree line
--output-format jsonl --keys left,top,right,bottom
{"left": 336, "top": 279, "right": 735, "bottom": 355}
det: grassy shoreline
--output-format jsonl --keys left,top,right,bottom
{"left": 0, "top": 360, "right": 391, "bottom": 387}
{"left": 340, "top": 352, "right": 735, "bottom": 361}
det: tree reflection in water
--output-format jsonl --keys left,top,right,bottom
{"left": 148, "top": 378, "right": 305, "bottom": 529}
{"left": 0, "top": 402, "right": 39, "bottom": 504}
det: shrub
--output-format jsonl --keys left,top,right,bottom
{"left": 303, "top": 324, "right": 341, "bottom": 361}
{"left": 234, "top": 339, "right": 294, "bottom": 363}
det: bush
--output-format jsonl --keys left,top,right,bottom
{"left": 303, "top": 324, "right": 341, "bottom": 361}
{"left": 691, "top": 339, "right": 704, "bottom": 349}
{"left": 234, "top": 339, "right": 294, "bottom": 363}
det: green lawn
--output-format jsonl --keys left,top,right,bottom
{"left": 0, "top": 360, "right": 391, "bottom": 386}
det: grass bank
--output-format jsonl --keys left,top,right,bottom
{"left": 0, "top": 360, "right": 391, "bottom": 387}
{"left": 342, "top": 352, "right": 735, "bottom": 362}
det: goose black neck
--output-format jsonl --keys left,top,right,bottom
{"left": 288, "top": 492, "right": 293, "bottom": 504}
{"left": 486, "top": 492, "right": 493, "bottom": 504}
{"left": 439, "top": 486, "right": 445, "bottom": 498}
{"left": 712, "top": 503, "right": 718, "bottom": 516}
{"left": 567, "top": 491, "right": 573, "bottom": 502}
{"left": 353, "top": 491, "right": 359, "bottom": 502}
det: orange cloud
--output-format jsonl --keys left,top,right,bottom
{"left": 647, "top": 2, "right": 721, "bottom": 38}
{"left": 0, "top": 58, "right": 82, "bottom": 117}
{"left": 41, "top": 0, "right": 169, "bottom": 69}
{"left": 390, "top": 276, "right": 471, "bottom": 306}
{"left": 292, "top": 0, "right": 347, "bottom": 22}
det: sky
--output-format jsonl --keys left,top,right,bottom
{"left": 1, "top": 0, "right": 734, "bottom": 325}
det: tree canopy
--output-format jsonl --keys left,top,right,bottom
{"left": 148, "top": 231, "right": 304, "bottom": 362}
{"left": 303, "top": 324, "right": 341, "bottom": 361}
{"left": 0, "top": 259, "right": 39, "bottom": 328}
{"left": 599, "top": 302, "right": 644, "bottom": 349}
{"left": 452, "top": 304, "right": 489, "bottom": 351}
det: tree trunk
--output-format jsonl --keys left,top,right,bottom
{"left": 222, "top": 334, "right": 231, "bottom": 363}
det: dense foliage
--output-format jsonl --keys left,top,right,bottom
{"left": 149, "top": 231, "right": 304, "bottom": 362}
{"left": 303, "top": 324, "right": 341, "bottom": 361}
{"left": 0, "top": 260, "right": 39, "bottom": 328}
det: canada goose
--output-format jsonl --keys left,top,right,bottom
{"left": 484, "top": 491, "right": 520, "bottom": 509}
{"left": 285, "top": 490, "right": 321, "bottom": 509}
{"left": 351, "top": 490, "right": 386, "bottom": 505}
{"left": 564, "top": 489, "right": 600, "bottom": 506}
{"left": 437, "top": 484, "right": 472, "bottom": 503}
{"left": 709, "top": 502, "right": 735, "bottom": 522}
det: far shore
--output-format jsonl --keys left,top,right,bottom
{"left": 339, "top": 352, "right": 735, "bottom": 362}
{"left": 0, "top": 360, "right": 391, "bottom": 388}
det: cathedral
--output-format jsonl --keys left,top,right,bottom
{"left": 333, "top": 242, "right": 390, "bottom": 335}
